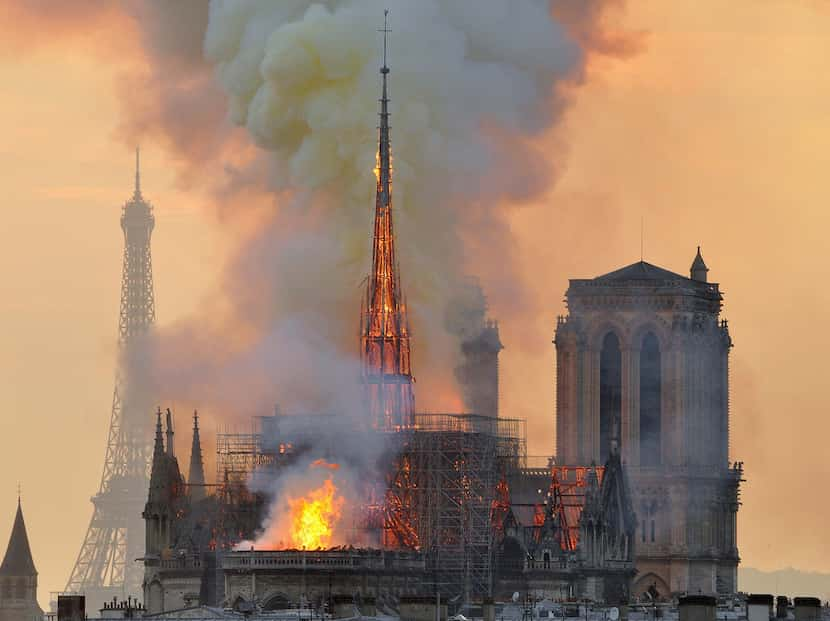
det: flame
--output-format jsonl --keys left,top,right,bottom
{"left": 287, "top": 477, "right": 344, "bottom": 550}
{"left": 310, "top": 458, "right": 340, "bottom": 471}
{"left": 373, "top": 152, "right": 394, "bottom": 183}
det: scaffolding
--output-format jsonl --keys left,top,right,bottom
{"left": 214, "top": 411, "right": 528, "bottom": 603}
{"left": 386, "top": 413, "right": 526, "bottom": 603}
{"left": 216, "top": 430, "right": 262, "bottom": 486}
{"left": 215, "top": 413, "right": 339, "bottom": 486}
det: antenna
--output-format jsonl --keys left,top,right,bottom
{"left": 379, "top": 9, "right": 390, "bottom": 71}
{"left": 134, "top": 146, "right": 141, "bottom": 196}
{"left": 640, "top": 216, "right": 644, "bottom": 262}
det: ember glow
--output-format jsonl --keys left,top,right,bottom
{"left": 287, "top": 477, "right": 344, "bottom": 550}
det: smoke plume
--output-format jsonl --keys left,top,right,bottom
{"left": 0, "top": 0, "right": 635, "bottom": 450}
{"left": 122, "top": 1, "right": 633, "bottom": 428}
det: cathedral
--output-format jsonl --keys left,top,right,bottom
{"left": 0, "top": 498, "right": 43, "bottom": 621}
{"left": 133, "top": 24, "right": 740, "bottom": 614}
{"left": 554, "top": 250, "right": 743, "bottom": 598}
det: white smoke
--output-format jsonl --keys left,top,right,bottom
{"left": 181, "top": 0, "right": 583, "bottom": 414}
{"left": 119, "top": 0, "right": 624, "bottom": 547}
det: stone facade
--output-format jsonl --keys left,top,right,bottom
{"left": 554, "top": 253, "right": 742, "bottom": 597}
{"left": 222, "top": 549, "right": 426, "bottom": 611}
{"left": 142, "top": 405, "right": 638, "bottom": 613}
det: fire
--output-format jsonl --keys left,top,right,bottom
{"left": 287, "top": 477, "right": 344, "bottom": 550}
{"left": 373, "top": 152, "right": 393, "bottom": 183}
{"left": 310, "top": 458, "right": 340, "bottom": 471}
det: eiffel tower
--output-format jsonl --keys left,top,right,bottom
{"left": 65, "top": 149, "right": 156, "bottom": 610}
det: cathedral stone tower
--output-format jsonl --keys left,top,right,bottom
{"left": 554, "top": 252, "right": 742, "bottom": 597}
{"left": 0, "top": 499, "right": 43, "bottom": 621}
{"left": 449, "top": 277, "right": 503, "bottom": 419}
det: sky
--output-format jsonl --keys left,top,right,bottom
{"left": 0, "top": 0, "right": 828, "bottom": 605}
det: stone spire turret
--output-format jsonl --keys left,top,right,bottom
{"left": 0, "top": 498, "right": 42, "bottom": 620}
{"left": 148, "top": 408, "right": 166, "bottom": 504}
{"left": 690, "top": 246, "right": 709, "bottom": 282}
{"left": 144, "top": 409, "right": 185, "bottom": 559}
{"left": 153, "top": 407, "right": 164, "bottom": 459}
{"left": 188, "top": 411, "right": 206, "bottom": 502}
{"left": 0, "top": 499, "right": 36, "bottom": 577}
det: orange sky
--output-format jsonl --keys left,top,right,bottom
{"left": 0, "top": 0, "right": 828, "bottom": 605}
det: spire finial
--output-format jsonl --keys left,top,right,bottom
{"left": 154, "top": 406, "right": 165, "bottom": 456}
{"left": 16, "top": 483, "right": 20, "bottom": 506}
{"left": 134, "top": 147, "right": 141, "bottom": 198}
{"left": 377, "top": 10, "right": 392, "bottom": 207}
{"left": 189, "top": 409, "right": 207, "bottom": 501}
{"left": 380, "top": 9, "right": 390, "bottom": 72}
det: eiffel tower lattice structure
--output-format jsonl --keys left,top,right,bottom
{"left": 65, "top": 149, "right": 156, "bottom": 608}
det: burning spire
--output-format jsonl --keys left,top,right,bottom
{"left": 360, "top": 10, "right": 415, "bottom": 431}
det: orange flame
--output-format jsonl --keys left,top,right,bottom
{"left": 287, "top": 477, "right": 344, "bottom": 550}
{"left": 310, "top": 458, "right": 340, "bottom": 471}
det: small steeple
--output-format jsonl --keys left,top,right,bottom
{"left": 165, "top": 408, "right": 175, "bottom": 458}
{"left": 148, "top": 407, "right": 166, "bottom": 499}
{"left": 153, "top": 407, "right": 164, "bottom": 458}
{"left": 188, "top": 411, "right": 207, "bottom": 502}
{"left": 690, "top": 246, "right": 709, "bottom": 282}
{"left": 0, "top": 498, "right": 37, "bottom": 577}
{"left": 134, "top": 147, "right": 142, "bottom": 199}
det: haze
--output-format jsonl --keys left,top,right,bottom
{"left": 0, "top": 0, "right": 827, "bottom": 602}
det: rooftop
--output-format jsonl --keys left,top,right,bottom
{"left": 0, "top": 499, "right": 37, "bottom": 577}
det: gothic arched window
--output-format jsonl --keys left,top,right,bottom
{"left": 600, "top": 332, "right": 622, "bottom": 463}
{"left": 639, "top": 332, "right": 662, "bottom": 466}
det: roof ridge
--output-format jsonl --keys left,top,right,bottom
{"left": 593, "top": 260, "right": 691, "bottom": 283}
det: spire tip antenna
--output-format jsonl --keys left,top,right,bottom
{"left": 379, "top": 9, "right": 391, "bottom": 73}
{"left": 134, "top": 146, "right": 141, "bottom": 196}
